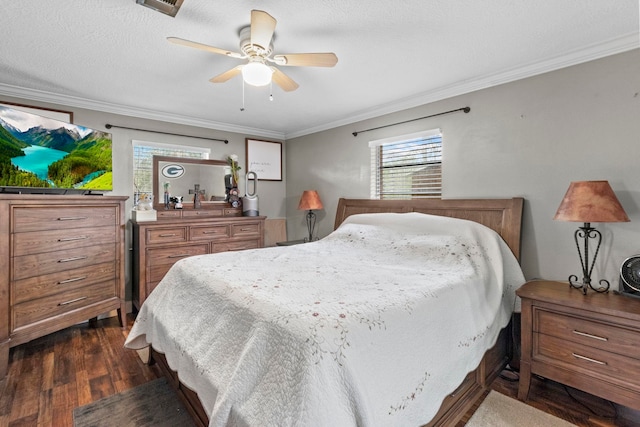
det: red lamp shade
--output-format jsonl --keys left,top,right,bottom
{"left": 554, "top": 181, "right": 629, "bottom": 223}
{"left": 298, "top": 190, "right": 323, "bottom": 211}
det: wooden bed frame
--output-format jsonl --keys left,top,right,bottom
{"left": 149, "top": 197, "right": 524, "bottom": 427}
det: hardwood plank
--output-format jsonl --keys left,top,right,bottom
{"left": 36, "top": 388, "right": 53, "bottom": 426}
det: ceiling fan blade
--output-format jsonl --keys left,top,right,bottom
{"left": 250, "top": 10, "right": 276, "bottom": 51}
{"left": 271, "top": 67, "right": 299, "bottom": 92}
{"left": 167, "top": 37, "right": 243, "bottom": 58}
{"left": 273, "top": 52, "right": 338, "bottom": 67}
{"left": 209, "top": 65, "right": 243, "bottom": 83}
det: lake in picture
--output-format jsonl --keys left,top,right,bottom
{"left": 11, "top": 145, "right": 68, "bottom": 181}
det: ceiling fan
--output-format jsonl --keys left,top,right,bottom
{"left": 167, "top": 10, "right": 338, "bottom": 92}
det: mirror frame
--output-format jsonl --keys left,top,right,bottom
{"left": 152, "top": 155, "right": 231, "bottom": 210}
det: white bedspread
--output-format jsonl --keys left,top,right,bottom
{"left": 125, "top": 212, "right": 525, "bottom": 427}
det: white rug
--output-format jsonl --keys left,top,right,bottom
{"left": 467, "top": 391, "right": 578, "bottom": 427}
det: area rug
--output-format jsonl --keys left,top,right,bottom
{"left": 467, "top": 390, "right": 577, "bottom": 427}
{"left": 73, "top": 378, "right": 195, "bottom": 427}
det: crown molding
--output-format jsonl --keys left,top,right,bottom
{"left": 0, "top": 83, "right": 285, "bottom": 140}
{"left": 0, "top": 33, "right": 636, "bottom": 142}
{"left": 285, "top": 33, "right": 640, "bottom": 139}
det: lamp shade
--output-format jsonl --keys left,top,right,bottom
{"left": 554, "top": 180, "right": 629, "bottom": 223}
{"left": 298, "top": 190, "right": 323, "bottom": 211}
{"left": 242, "top": 62, "right": 273, "bottom": 86}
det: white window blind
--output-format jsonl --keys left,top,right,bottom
{"left": 370, "top": 130, "right": 442, "bottom": 199}
{"left": 132, "top": 140, "right": 210, "bottom": 195}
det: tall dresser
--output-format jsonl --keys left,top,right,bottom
{"left": 0, "top": 194, "right": 127, "bottom": 378}
{"left": 132, "top": 213, "right": 265, "bottom": 310}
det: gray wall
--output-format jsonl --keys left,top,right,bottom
{"left": 286, "top": 49, "right": 640, "bottom": 287}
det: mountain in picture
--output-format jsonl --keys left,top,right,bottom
{"left": 0, "top": 104, "right": 113, "bottom": 191}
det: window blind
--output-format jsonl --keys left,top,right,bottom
{"left": 370, "top": 131, "right": 442, "bottom": 199}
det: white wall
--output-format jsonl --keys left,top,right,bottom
{"left": 286, "top": 49, "right": 640, "bottom": 287}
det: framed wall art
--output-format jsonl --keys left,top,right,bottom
{"left": 0, "top": 101, "right": 73, "bottom": 123}
{"left": 245, "top": 138, "right": 282, "bottom": 181}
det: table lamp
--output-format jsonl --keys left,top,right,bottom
{"left": 554, "top": 180, "right": 629, "bottom": 294}
{"left": 298, "top": 190, "right": 323, "bottom": 242}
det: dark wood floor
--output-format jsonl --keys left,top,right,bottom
{"left": 1, "top": 316, "right": 639, "bottom": 426}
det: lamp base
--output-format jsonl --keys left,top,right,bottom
{"left": 568, "top": 275, "right": 610, "bottom": 294}
{"left": 569, "top": 222, "right": 609, "bottom": 294}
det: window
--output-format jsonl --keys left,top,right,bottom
{"left": 132, "top": 140, "right": 210, "bottom": 197}
{"left": 370, "top": 129, "right": 442, "bottom": 199}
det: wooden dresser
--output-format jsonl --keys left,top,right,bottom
{"left": 0, "top": 194, "right": 127, "bottom": 378}
{"left": 518, "top": 280, "right": 640, "bottom": 410}
{"left": 132, "top": 213, "right": 265, "bottom": 309}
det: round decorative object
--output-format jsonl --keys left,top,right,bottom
{"left": 620, "top": 255, "right": 640, "bottom": 293}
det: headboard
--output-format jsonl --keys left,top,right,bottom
{"left": 334, "top": 198, "right": 524, "bottom": 261}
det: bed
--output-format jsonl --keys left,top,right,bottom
{"left": 125, "top": 197, "right": 525, "bottom": 427}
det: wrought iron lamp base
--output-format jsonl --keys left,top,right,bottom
{"left": 568, "top": 222, "right": 609, "bottom": 294}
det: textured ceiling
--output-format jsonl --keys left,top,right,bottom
{"left": 0, "top": 1, "right": 638, "bottom": 139}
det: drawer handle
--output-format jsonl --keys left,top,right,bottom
{"left": 572, "top": 353, "right": 607, "bottom": 365}
{"left": 58, "top": 236, "right": 89, "bottom": 242}
{"left": 58, "top": 256, "right": 88, "bottom": 263}
{"left": 168, "top": 254, "right": 191, "bottom": 258}
{"left": 159, "top": 233, "right": 177, "bottom": 237}
{"left": 57, "top": 216, "right": 88, "bottom": 221}
{"left": 572, "top": 330, "right": 608, "bottom": 341}
{"left": 202, "top": 231, "right": 221, "bottom": 234}
{"left": 58, "top": 296, "right": 88, "bottom": 306}
{"left": 58, "top": 276, "right": 87, "bottom": 284}
{"left": 239, "top": 228, "right": 253, "bottom": 232}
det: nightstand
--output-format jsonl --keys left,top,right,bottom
{"left": 517, "top": 280, "right": 640, "bottom": 410}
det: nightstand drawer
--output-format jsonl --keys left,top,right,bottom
{"left": 536, "top": 309, "right": 640, "bottom": 358}
{"left": 536, "top": 333, "right": 640, "bottom": 390}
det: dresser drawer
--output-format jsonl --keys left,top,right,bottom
{"left": 13, "top": 226, "right": 116, "bottom": 256}
{"left": 13, "top": 262, "right": 116, "bottom": 304}
{"left": 12, "top": 280, "right": 116, "bottom": 330}
{"left": 12, "top": 206, "right": 117, "bottom": 232}
{"left": 182, "top": 209, "right": 223, "bottom": 219}
{"left": 190, "top": 225, "right": 229, "bottom": 240}
{"left": 146, "top": 227, "right": 188, "bottom": 244}
{"left": 157, "top": 210, "right": 182, "bottom": 219}
{"left": 213, "top": 239, "right": 260, "bottom": 253}
{"left": 535, "top": 333, "right": 640, "bottom": 390}
{"left": 536, "top": 309, "right": 640, "bottom": 358}
{"left": 13, "top": 244, "right": 116, "bottom": 281}
{"left": 230, "top": 223, "right": 261, "bottom": 238}
{"left": 146, "top": 244, "right": 208, "bottom": 283}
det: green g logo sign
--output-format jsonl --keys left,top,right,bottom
{"left": 161, "top": 164, "right": 185, "bottom": 179}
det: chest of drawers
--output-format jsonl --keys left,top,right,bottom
{"left": 517, "top": 280, "right": 640, "bottom": 410}
{"left": 132, "top": 215, "right": 265, "bottom": 309}
{"left": 0, "top": 195, "right": 127, "bottom": 378}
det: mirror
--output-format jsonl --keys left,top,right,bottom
{"left": 152, "top": 156, "right": 230, "bottom": 209}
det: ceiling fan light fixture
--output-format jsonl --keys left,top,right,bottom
{"left": 242, "top": 62, "right": 273, "bottom": 87}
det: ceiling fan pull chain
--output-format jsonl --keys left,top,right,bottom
{"left": 269, "top": 81, "right": 274, "bottom": 101}
{"left": 240, "top": 79, "right": 246, "bottom": 111}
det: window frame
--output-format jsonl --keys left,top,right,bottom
{"left": 369, "top": 129, "right": 442, "bottom": 200}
